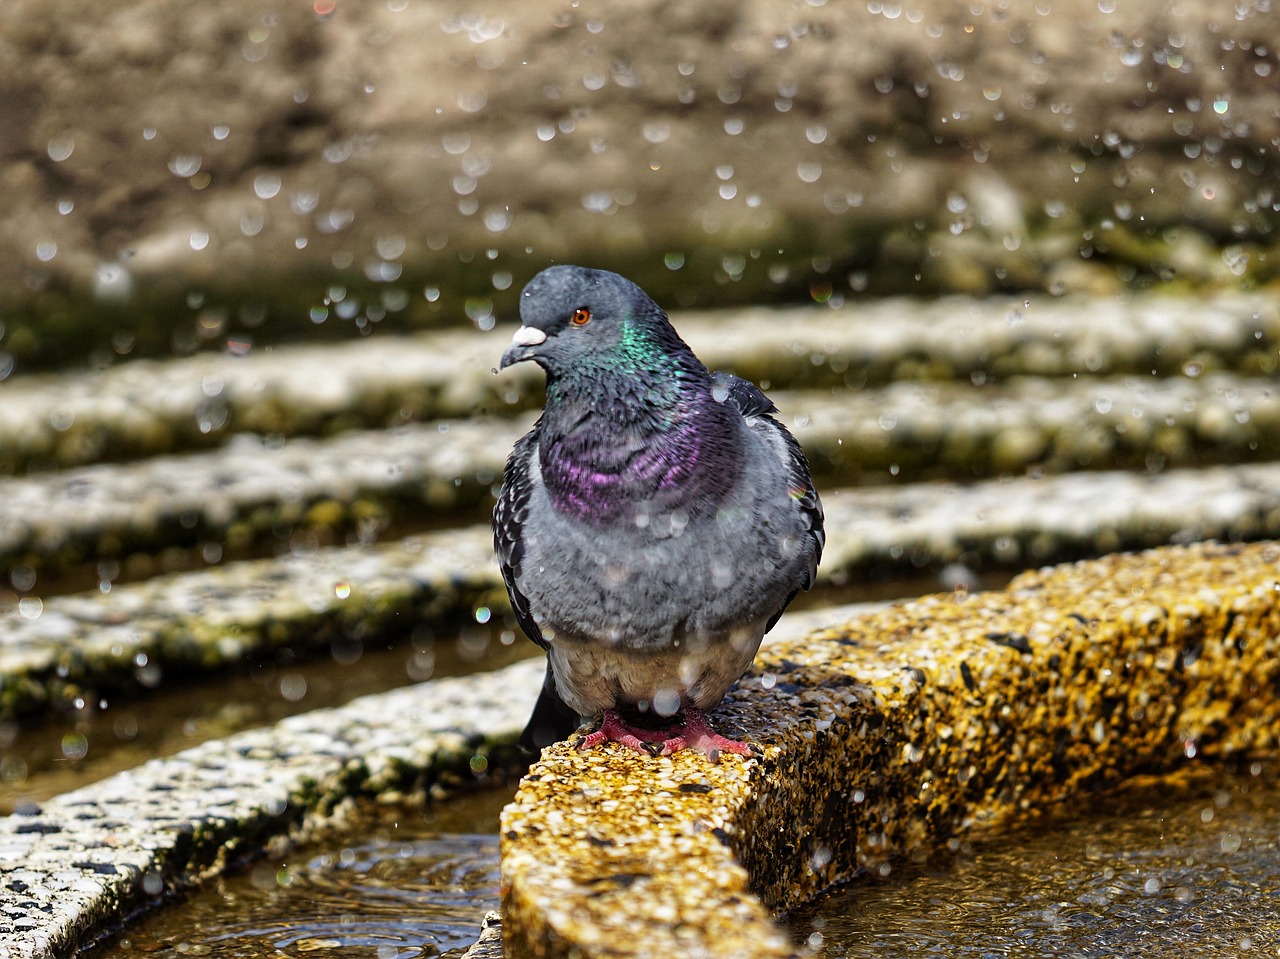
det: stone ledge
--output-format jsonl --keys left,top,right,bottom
{"left": 9, "top": 462, "right": 1280, "bottom": 725}
{"left": 500, "top": 540, "right": 1280, "bottom": 959}
{"left": 0, "top": 658, "right": 542, "bottom": 959}
{"left": 4, "top": 291, "right": 1275, "bottom": 473}
{"left": 5, "top": 362, "right": 1279, "bottom": 584}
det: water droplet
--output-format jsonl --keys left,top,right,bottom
{"left": 664, "top": 252, "right": 685, "bottom": 270}
{"left": 47, "top": 138, "right": 74, "bottom": 162}
{"left": 323, "top": 140, "right": 354, "bottom": 164}
{"left": 375, "top": 234, "right": 406, "bottom": 259}
{"left": 334, "top": 581, "right": 351, "bottom": 600}
{"left": 61, "top": 732, "right": 88, "bottom": 761}
{"left": 189, "top": 231, "right": 210, "bottom": 251}
{"left": 1213, "top": 96, "right": 1229, "bottom": 115}
{"left": 168, "top": 154, "right": 202, "bottom": 178}
{"left": 642, "top": 121, "right": 670, "bottom": 144}
{"left": 483, "top": 206, "right": 512, "bottom": 232}
{"left": 35, "top": 241, "right": 57, "bottom": 262}
{"left": 466, "top": 297, "right": 495, "bottom": 330}
{"left": 280, "top": 674, "right": 307, "bottom": 702}
{"left": 805, "top": 124, "right": 827, "bottom": 144}
{"left": 724, "top": 117, "right": 745, "bottom": 135}
{"left": 443, "top": 132, "right": 471, "bottom": 155}
{"left": 797, "top": 162, "right": 822, "bottom": 183}
{"left": 317, "top": 209, "right": 354, "bottom": 233}
{"left": 253, "top": 174, "right": 281, "bottom": 199}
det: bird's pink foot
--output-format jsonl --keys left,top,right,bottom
{"left": 673, "top": 707, "right": 754, "bottom": 761}
{"left": 579, "top": 707, "right": 753, "bottom": 760}
{"left": 578, "top": 709, "right": 683, "bottom": 756}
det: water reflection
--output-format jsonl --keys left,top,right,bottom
{"left": 96, "top": 790, "right": 509, "bottom": 959}
{"left": 792, "top": 763, "right": 1279, "bottom": 957}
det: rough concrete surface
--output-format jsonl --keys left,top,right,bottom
{"left": 5, "top": 290, "right": 1275, "bottom": 474}
{"left": 501, "top": 541, "right": 1280, "bottom": 958}
{"left": 3, "top": 366, "right": 1277, "bottom": 583}
{"left": 8, "top": 460, "right": 1280, "bottom": 724}
{"left": 0, "top": 657, "right": 542, "bottom": 959}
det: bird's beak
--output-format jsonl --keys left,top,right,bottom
{"left": 500, "top": 325, "right": 548, "bottom": 369}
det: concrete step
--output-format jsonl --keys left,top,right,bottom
{"left": 6, "top": 461, "right": 1280, "bottom": 724}
{"left": 3, "top": 290, "right": 1275, "bottom": 474}
{"left": 3, "top": 369, "right": 1278, "bottom": 585}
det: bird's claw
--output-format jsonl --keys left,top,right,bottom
{"left": 578, "top": 707, "right": 754, "bottom": 760}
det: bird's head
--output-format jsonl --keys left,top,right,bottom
{"left": 499, "top": 265, "right": 678, "bottom": 375}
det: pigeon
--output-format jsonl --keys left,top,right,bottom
{"left": 493, "top": 265, "right": 824, "bottom": 759}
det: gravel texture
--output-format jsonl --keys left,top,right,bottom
{"left": 501, "top": 541, "right": 1280, "bottom": 958}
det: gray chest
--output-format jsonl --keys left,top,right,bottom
{"left": 515, "top": 431, "right": 811, "bottom": 652}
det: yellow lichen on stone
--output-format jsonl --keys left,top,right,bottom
{"left": 501, "top": 541, "right": 1280, "bottom": 958}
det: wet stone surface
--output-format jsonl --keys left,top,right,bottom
{"left": 2, "top": 372, "right": 1279, "bottom": 586}
{"left": 789, "top": 763, "right": 1280, "bottom": 958}
{"left": 500, "top": 541, "right": 1280, "bottom": 959}
{"left": 8, "top": 460, "right": 1280, "bottom": 726}
{"left": 96, "top": 791, "right": 511, "bottom": 959}
{"left": 2, "top": 292, "right": 1275, "bottom": 474}
{"left": 0, "top": 526, "right": 506, "bottom": 723}
{"left": 0, "top": 658, "right": 542, "bottom": 959}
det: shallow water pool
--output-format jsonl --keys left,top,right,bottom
{"left": 789, "top": 762, "right": 1280, "bottom": 958}
{"left": 92, "top": 786, "right": 512, "bottom": 959}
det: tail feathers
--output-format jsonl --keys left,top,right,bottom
{"left": 518, "top": 659, "right": 583, "bottom": 755}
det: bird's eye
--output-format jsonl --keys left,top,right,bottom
{"left": 570, "top": 307, "right": 591, "bottom": 326}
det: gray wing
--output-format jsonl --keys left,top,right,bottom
{"left": 713, "top": 371, "right": 825, "bottom": 627}
{"left": 493, "top": 426, "right": 547, "bottom": 650}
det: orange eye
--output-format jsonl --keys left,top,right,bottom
{"left": 570, "top": 307, "right": 591, "bottom": 326}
